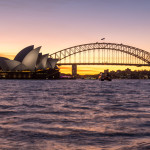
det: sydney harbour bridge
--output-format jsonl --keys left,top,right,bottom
{"left": 49, "top": 43, "right": 150, "bottom": 76}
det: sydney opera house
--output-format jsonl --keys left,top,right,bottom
{"left": 0, "top": 45, "right": 60, "bottom": 79}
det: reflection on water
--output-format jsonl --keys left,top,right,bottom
{"left": 0, "top": 79, "right": 150, "bottom": 150}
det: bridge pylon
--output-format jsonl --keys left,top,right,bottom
{"left": 72, "top": 64, "right": 77, "bottom": 77}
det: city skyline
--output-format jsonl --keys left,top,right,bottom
{"left": 1, "top": 0, "right": 150, "bottom": 74}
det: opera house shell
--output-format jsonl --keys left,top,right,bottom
{"left": 0, "top": 45, "right": 60, "bottom": 79}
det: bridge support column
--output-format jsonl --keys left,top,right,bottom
{"left": 72, "top": 64, "right": 77, "bottom": 77}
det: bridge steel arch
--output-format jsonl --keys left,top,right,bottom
{"left": 50, "top": 43, "right": 150, "bottom": 66}
{"left": 49, "top": 43, "right": 150, "bottom": 76}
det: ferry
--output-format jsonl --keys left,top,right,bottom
{"left": 98, "top": 72, "right": 112, "bottom": 81}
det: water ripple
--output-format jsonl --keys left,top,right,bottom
{"left": 0, "top": 79, "right": 150, "bottom": 149}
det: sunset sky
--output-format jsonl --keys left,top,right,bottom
{"left": 0, "top": 0, "right": 150, "bottom": 74}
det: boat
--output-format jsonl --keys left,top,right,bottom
{"left": 98, "top": 72, "right": 112, "bottom": 81}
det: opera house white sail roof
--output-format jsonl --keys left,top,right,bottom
{"left": 0, "top": 46, "right": 58, "bottom": 71}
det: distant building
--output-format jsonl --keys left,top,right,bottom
{"left": 125, "top": 68, "right": 131, "bottom": 73}
{"left": 104, "top": 69, "right": 109, "bottom": 74}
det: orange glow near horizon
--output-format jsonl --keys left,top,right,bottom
{"left": 59, "top": 65, "right": 150, "bottom": 75}
{"left": 0, "top": 53, "right": 15, "bottom": 60}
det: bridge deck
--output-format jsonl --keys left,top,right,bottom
{"left": 57, "top": 63, "right": 150, "bottom": 66}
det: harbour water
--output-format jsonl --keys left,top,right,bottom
{"left": 0, "top": 79, "right": 150, "bottom": 150}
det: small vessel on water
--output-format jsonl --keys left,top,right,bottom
{"left": 98, "top": 72, "right": 112, "bottom": 81}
